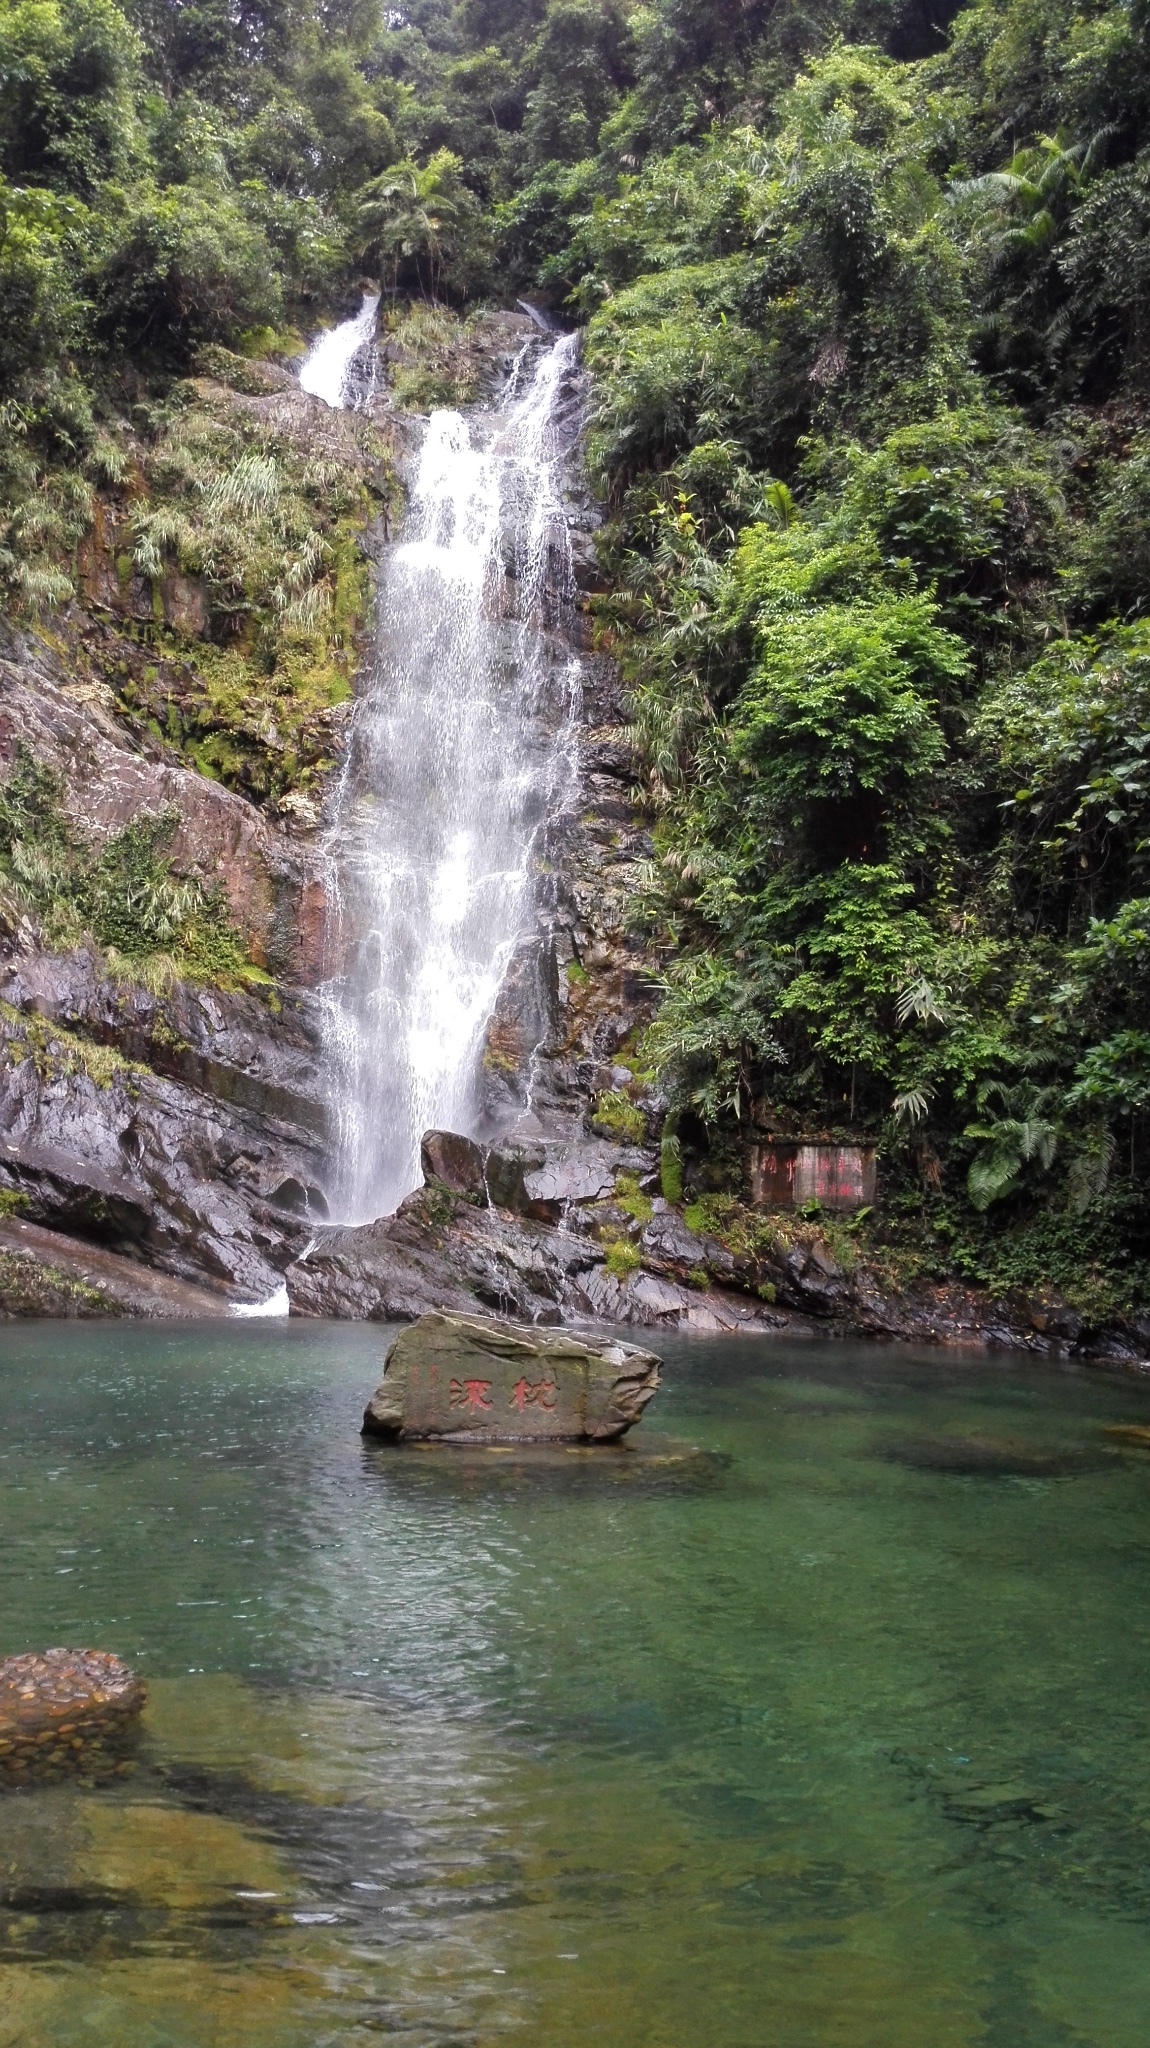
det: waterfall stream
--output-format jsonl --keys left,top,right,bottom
{"left": 299, "top": 292, "right": 380, "bottom": 408}
{"left": 298, "top": 307, "right": 583, "bottom": 1223}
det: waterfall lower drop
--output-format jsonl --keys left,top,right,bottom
{"left": 312, "top": 320, "right": 583, "bottom": 1224}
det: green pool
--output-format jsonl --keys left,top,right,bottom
{"left": 1, "top": 1320, "right": 1149, "bottom": 2046}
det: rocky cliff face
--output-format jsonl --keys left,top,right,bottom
{"left": 0, "top": 945, "right": 328, "bottom": 1301}
{"left": 2, "top": 326, "right": 1147, "bottom": 1365}
{"left": 0, "top": 622, "right": 327, "bottom": 979}
{"left": 0, "top": 625, "right": 334, "bottom": 1307}
{"left": 0, "top": 320, "right": 665, "bottom": 1317}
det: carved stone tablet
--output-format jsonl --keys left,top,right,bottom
{"left": 362, "top": 1310, "right": 661, "bottom": 1443}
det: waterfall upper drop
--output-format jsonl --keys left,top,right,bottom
{"left": 318, "top": 325, "right": 584, "bottom": 1224}
{"left": 299, "top": 293, "right": 380, "bottom": 409}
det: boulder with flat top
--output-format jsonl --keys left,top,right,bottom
{"left": 361, "top": 1309, "right": 661, "bottom": 1443}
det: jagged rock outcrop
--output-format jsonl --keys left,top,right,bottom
{"left": 285, "top": 1146, "right": 792, "bottom": 1332}
{"left": 0, "top": 578, "right": 347, "bottom": 1306}
{"left": 0, "top": 1214, "right": 232, "bottom": 1315}
{"left": 285, "top": 1125, "right": 1150, "bottom": 1362}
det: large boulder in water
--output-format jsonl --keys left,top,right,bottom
{"left": 362, "top": 1310, "right": 661, "bottom": 1443}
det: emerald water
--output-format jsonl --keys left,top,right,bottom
{"left": 2, "top": 1324, "right": 1150, "bottom": 2046}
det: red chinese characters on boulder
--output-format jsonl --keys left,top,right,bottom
{"left": 449, "top": 1377, "right": 493, "bottom": 1413}
{"left": 361, "top": 1310, "right": 662, "bottom": 1443}
{"left": 510, "top": 1376, "right": 558, "bottom": 1413}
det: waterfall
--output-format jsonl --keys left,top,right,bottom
{"left": 299, "top": 293, "right": 380, "bottom": 409}
{"left": 311, "top": 323, "right": 583, "bottom": 1224}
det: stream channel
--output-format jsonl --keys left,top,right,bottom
{"left": 2, "top": 1322, "right": 1150, "bottom": 2044}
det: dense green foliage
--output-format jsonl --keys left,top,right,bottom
{"left": 546, "top": 7, "right": 1150, "bottom": 1312}
{"left": 4, "top": 0, "right": 1150, "bottom": 1303}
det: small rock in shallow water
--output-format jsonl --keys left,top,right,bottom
{"left": 942, "top": 1782, "right": 1055, "bottom": 1825}
{"left": 361, "top": 1309, "right": 661, "bottom": 1443}
{"left": 0, "top": 1648, "right": 146, "bottom": 1782}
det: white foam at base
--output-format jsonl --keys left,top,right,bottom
{"left": 230, "top": 1283, "right": 291, "bottom": 1318}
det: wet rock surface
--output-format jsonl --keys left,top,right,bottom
{"left": 420, "top": 1129, "right": 486, "bottom": 1198}
{"left": 0, "top": 1648, "right": 146, "bottom": 1783}
{"left": 0, "top": 944, "right": 330, "bottom": 1302}
{"left": 287, "top": 1170, "right": 796, "bottom": 1333}
{"left": 285, "top": 1126, "right": 1150, "bottom": 1361}
{"left": 361, "top": 1309, "right": 661, "bottom": 1441}
{"left": 0, "top": 1215, "right": 233, "bottom": 1316}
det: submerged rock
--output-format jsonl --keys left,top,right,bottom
{"left": 1103, "top": 1422, "right": 1150, "bottom": 1451}
{"left": 361, "top": 1309, "right": 661, "bottom": 1442}
{"left": 884, "top": 1432, "right": 1097, "bottom": 1477}
{"left": 941, "top": 1781, "right": 1059, "bottom": 1826}
{"left": 0, "top": 1648, "right": 146, "bottom": 1782}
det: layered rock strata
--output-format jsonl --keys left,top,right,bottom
{"left": 0, "top": 943, "right": 329, "bottom": 1301}
{"left": 0, "top": 1215, "right": 233, "bottom": 1316}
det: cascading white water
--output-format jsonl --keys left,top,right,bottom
{"left": 311, "top": 325, "right": 583, "bottom": 1224}
{"left": 299, "top": 293, "right": 380, "bottom": 408}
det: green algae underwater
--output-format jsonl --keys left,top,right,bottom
{"left": 1, "top": 1322, "right": 1149, "bottom": 2046}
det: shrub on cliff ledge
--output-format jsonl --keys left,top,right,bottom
{"left": 0, "top": 746, "right": 264, "bottom": 989}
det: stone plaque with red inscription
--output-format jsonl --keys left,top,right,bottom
{"left": 748, "top": 1142, "right": 876, "bottom": 1212}
{"left": 361, "top": 1311, "right": 661, "bottom": 1443}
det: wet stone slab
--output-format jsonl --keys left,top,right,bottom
{"left": 361, "top": 1310, "right": 661, "bottom": 1443}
